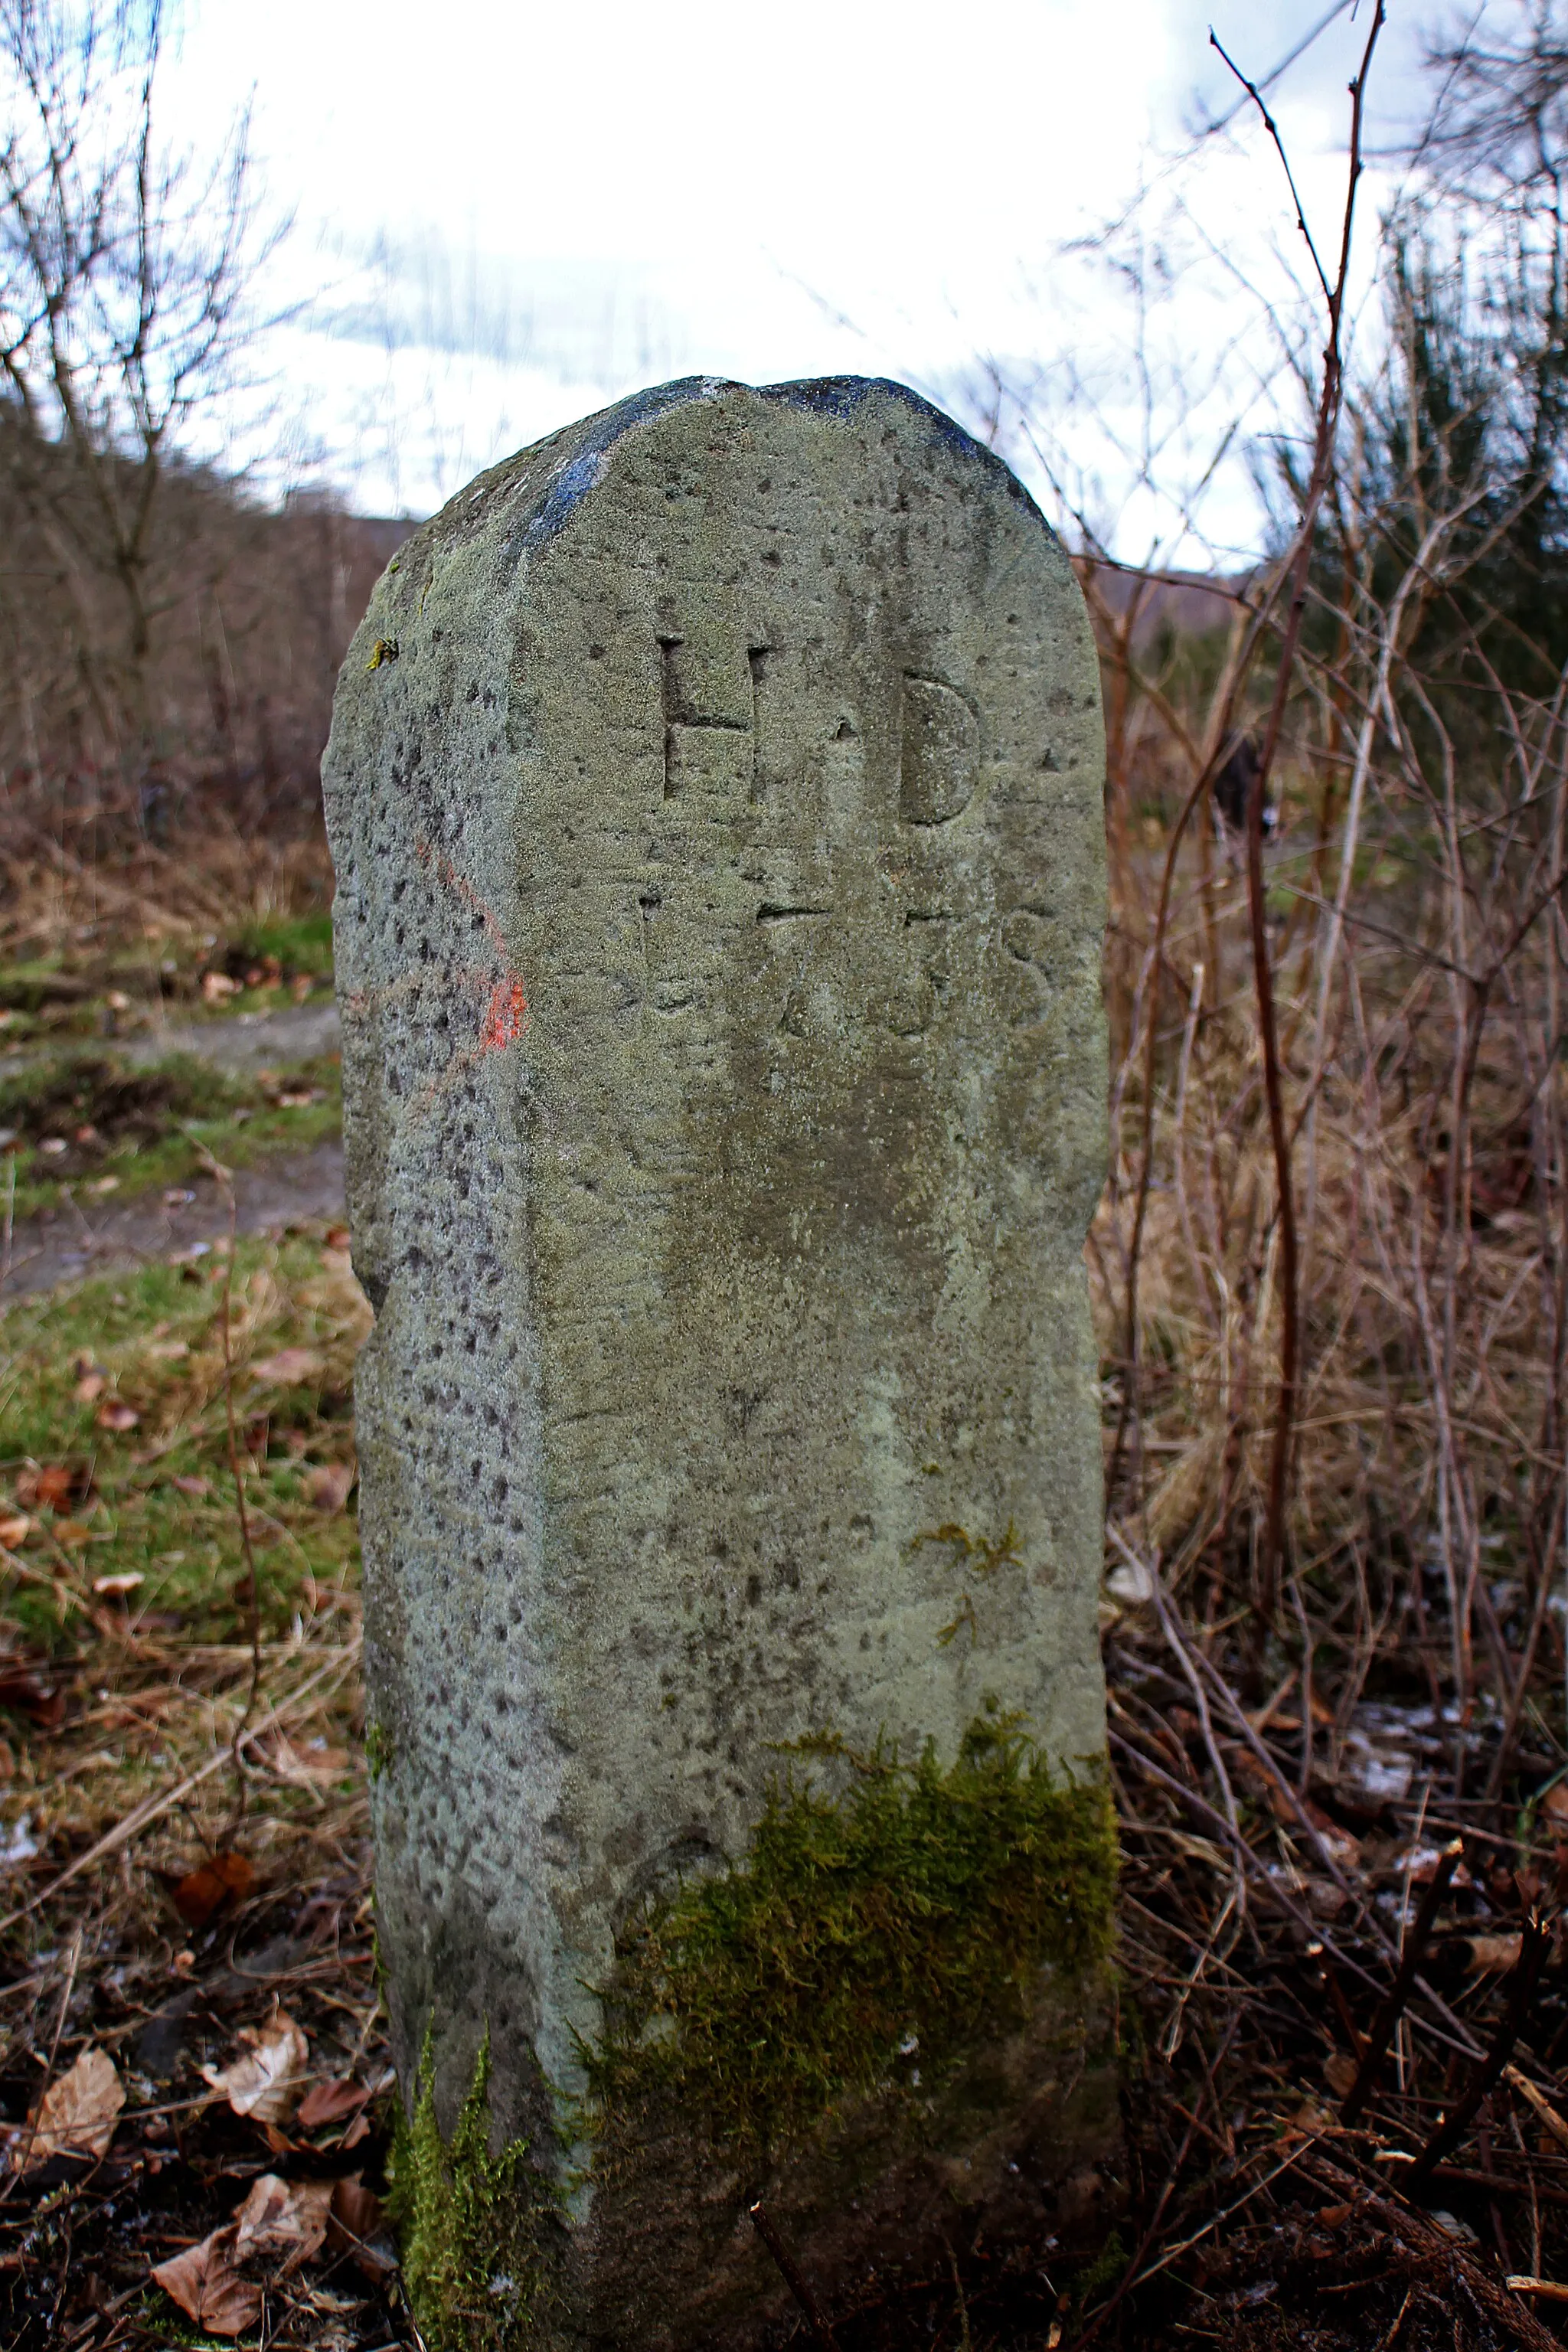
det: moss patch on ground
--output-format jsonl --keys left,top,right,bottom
{"left": 227, "top": 909, "right": 335, "bottom": 978}
{"left": 0, "top": 1048, "right": 341, "bottom": 1218}
{"left": 589, "top": 1716, "right": 1117, "bottom": 2150}
{"left": 390, "top": 2035, "right": 557, "bottom": 2352}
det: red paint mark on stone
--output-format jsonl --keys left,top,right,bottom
{"left": 480, "top": 975, "right": 529, "bottom": 1053}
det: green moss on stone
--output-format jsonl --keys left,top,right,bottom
{"left": 1073, "top": 2224, "right": 1128, "bottom": 2313}
{"left": 389, "top": 2033, "right": 556, "bottom": 2352}
{"left": 365, "top": 1720, "right": 394, "bottom": 1782}
{"left": 589, "top": 1714, "right": 1117, "bottom": 2148}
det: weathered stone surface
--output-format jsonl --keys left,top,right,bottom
{"left": 323, "top": 374, "right": 1113, "bottom": 2349}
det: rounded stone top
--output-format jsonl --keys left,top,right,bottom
{"left": 390, "top": 374, "right": 1073, "bottom": 602}
{"left": 492, "top": 373, "right": 1052, "bottom": 555}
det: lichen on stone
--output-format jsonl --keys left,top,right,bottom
{"left": 389, "top": 2031, "right": 558, "bottom": 2352}
{"left": 587, "top": 1713, "right": 1117, "bottom": 2149}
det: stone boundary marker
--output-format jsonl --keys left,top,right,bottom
{"left": 324, "top": 375, "right": 1115, "bottom": 2351}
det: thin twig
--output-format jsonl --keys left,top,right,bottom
{"left": 0, "top": 1645, "right": 355, "bottom": 1937}
{"left": 1302, "top": 2150, "right": 1566, "bottom": 2352}
{"left": 217, "top": 1188, "right": 263, "bottom": 1759}
{"left": 750, "top": 2200, "right": 840, "bottom": 2352}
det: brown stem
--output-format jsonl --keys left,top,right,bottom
{"left": 1407, "top": 1913, "right": 1553, "bottom": 2190}
{"left": 1214, "top": 0, "right": 1387, "bottom": 1615}
{"left": 1301, "top": 2150, "right": 1566, "bottom": 2352}
{"left": 749, "top": 2200, "right": 840, "bottom": 2352}
{"left": 1057, "top": 2104, "right": 1203, "bottom": 2352}
{"left": 1339, "top": 1840, "right": 1464, "bottom": 2123}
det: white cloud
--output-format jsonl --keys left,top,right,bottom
{"left": 171, "top": 0, "right": 1439, "bottom": 544}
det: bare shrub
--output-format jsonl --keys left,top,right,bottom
{"left": 1027, "top": 5, "right": 1568, "bottom": 1801}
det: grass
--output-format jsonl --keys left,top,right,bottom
{"left": 0, "top": 1215, "right": 394, "bottom": 2347}
{"left": 0, "top": 1048, "right": 341, "bottom": 1220}
{"left": 0, "top": 1227, "right": 366, "bottom": 1653}
{"left": 230, "top": 910, "right": 335, "bottom": 978}
{"left": 0, "top": 590, "right": 1562, "bottom": 2348}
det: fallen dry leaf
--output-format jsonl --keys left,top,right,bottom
{"left": 305, "top": 1460, "right": 355, "bottom": 1513}
{"left": 172, "top": 1473, "right": 211, "bottom": 1498}
{"left": 94, "top": 1399, "right": 139, "bottom": 1433}
{"left": 172, "top": 1851, "right": 255, "bottom": 1929}
{"left": 1230, "top": 1747, "right": 1363, "bottom": 1864}
{"left": 72, "top": 1372, "right": 105, "bottom": 1403}
{"left": 0, "top": 1664, "right": 64, "bottom": 1729}
{"left": 264, "top": 1733, "right": 350, "bottom": 1785}
{"left": 1322, "top": 2050, "right": 1357, "bottom": 2100}
{"left": 18, "top": 2047, "right": 123, "bottom": 2169}
{"left": 92, "top": 1570, "right": 144, "bottom": 1599}
{"left": 152, "top": 2226, "right": 261, "bottom": 2335}
{"left": 201, "top": 2009, "right": 309, "bottom": 2124}
{"left": 1466, "top": 1932, "right": 1525, "bottom": 1973}
{"left": 52, "top": 1518, "right": 93, "bottom": 1544}
{"left": 1543, "top": 1783, "right": 1568, "bottom": 1828}
{"left": 248, "top": 1348, "right": 325, "bottom": 1387}
{"left": 328, "top": 2174, "right": 395, "bottom": 2278}
{"left": 0, "top": 1515, "right": 29, "bottom": 1550}
{"left": 232, "top": 2171, "right": 333, "bottom": 2270}
{"left": 143, "top": 1338, "right": 190, "bottom": 1361}
{"left": 296, "top": 2077, "right": 369, "bottom": 2131}
{"left": 16, "top": 1464, "right": 87, "bottom": 1512}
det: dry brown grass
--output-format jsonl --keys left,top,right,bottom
{"left": 1087, "top": 549, "right": 1566, "bottom": 1753}
{"left": 1067, "top": 525, "right": 1568, "bottom": 2347}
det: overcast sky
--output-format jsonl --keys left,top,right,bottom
{"left": 173, "top": 0, "right": 1442, "bottom": 548}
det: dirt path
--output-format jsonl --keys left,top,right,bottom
{"left": 0, "top": 995, "right": 341, "bottom": 1085}
{"left": 2, "top": 998, "right": 347, "bottom": 1297}
{"left": 1, "top": 1138, "right": 346, "bottom": 1296}
{"left": 117, "top": 997, "right": 341, "bottom": 1073}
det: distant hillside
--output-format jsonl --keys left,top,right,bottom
{"left": 1079, "top": 562, "right": 1250, "bottom": 646}
{"left": 0, "top": 413, "right": 415, "bottom": 851}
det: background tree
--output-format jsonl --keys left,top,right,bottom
{"left": 0, "top": 0, "right": 275, "bottom": 799}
